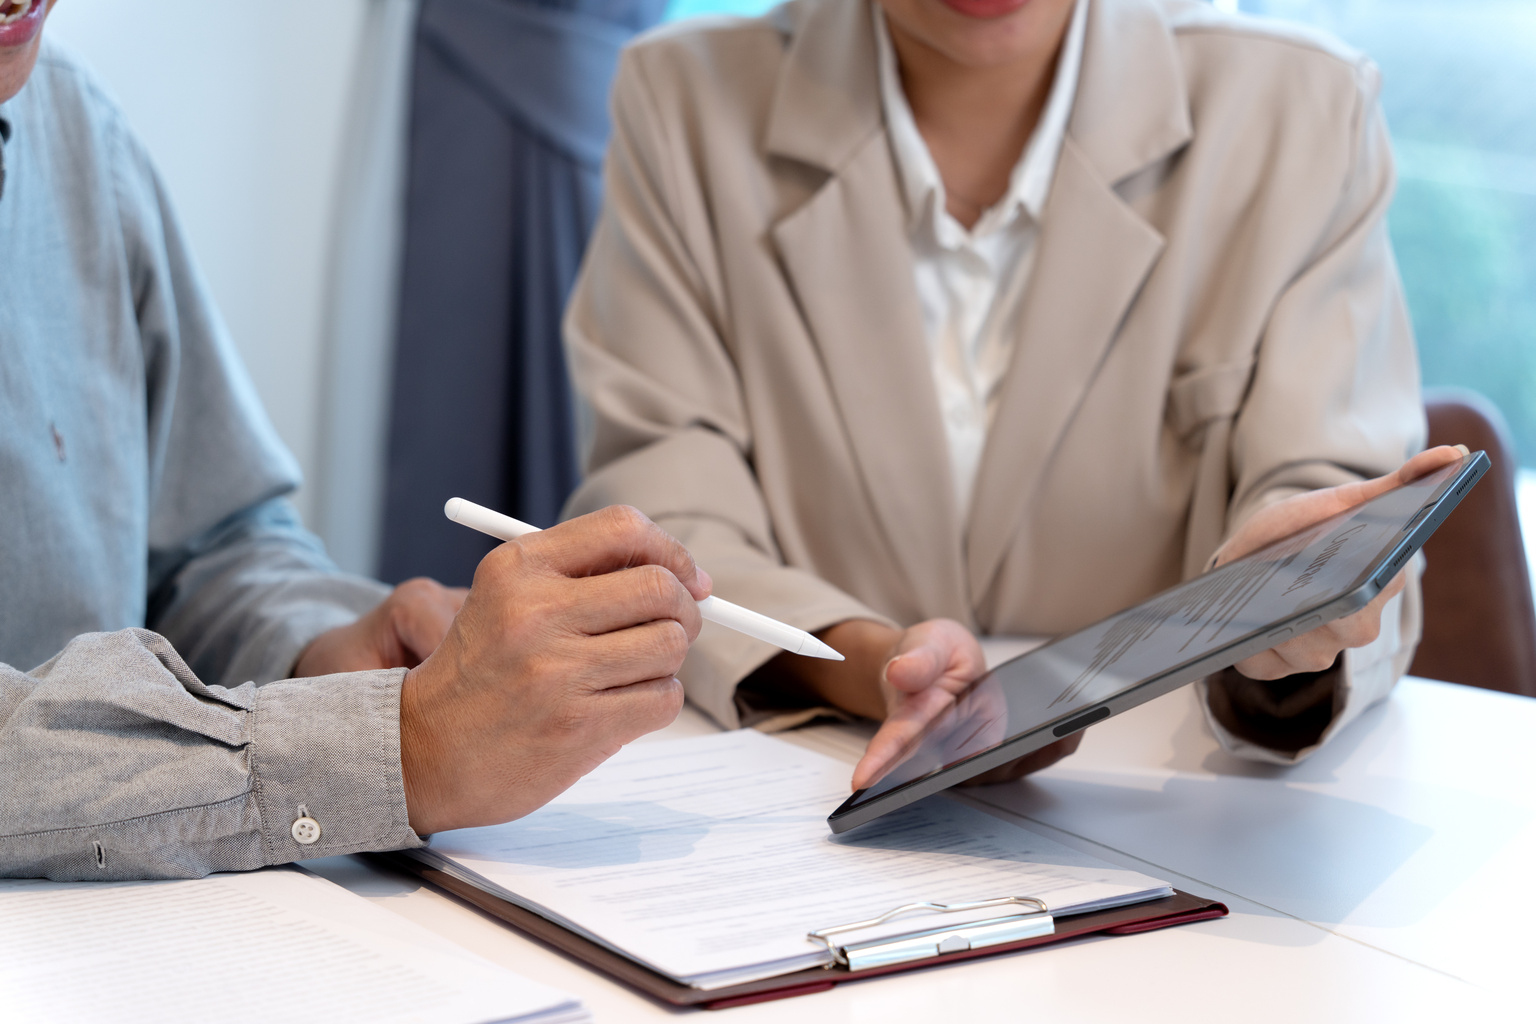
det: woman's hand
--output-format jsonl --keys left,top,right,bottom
{"left": 771, "top": 618, "right": 1082, "bottom": 792}
{"left": 1213, "top": 445, "right": 1467, "bottom": 680}
{"left": 852, "top": 619, "right": 989, "bottom": 790}
{"left": 854, "top": 619, "right": 1083, "bottom": 789}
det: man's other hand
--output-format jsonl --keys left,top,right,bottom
{"left": 397, "top": 505, "right": 711, "bottom": 836}
{"left": 292, "top": 578, "right": 468, "bottom": 678}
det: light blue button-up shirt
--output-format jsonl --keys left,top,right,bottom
{"left": 0, "top": 42, "right": 423, "bottom": 879}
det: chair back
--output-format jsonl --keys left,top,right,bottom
{"left": 1410, "top": 388, "right": 1536, "bottom": 696}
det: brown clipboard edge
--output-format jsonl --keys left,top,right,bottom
{"left": 369, "top": 851, "right": 1228, "bottom": 1011}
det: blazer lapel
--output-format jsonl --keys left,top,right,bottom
{"left": 965, "top": 141, "right": 1165, "bottom": 603}
{"left": 766, "top": 0, "right": 971, "bottom": 621}
{"left": 966, "top": 0, "right": 1193, "bottom": 606}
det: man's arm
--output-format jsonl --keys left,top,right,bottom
{"left": 113, "top": 106, "right": 438, "bottom": 688}
{"left": 0, "top": 629, "right": 418, "bottom": 881}
{"left": 147, "top": 498, "right": 391, "bottom": 687}
{"left": 1, "top": 506, "right": 709, "bottom": 879}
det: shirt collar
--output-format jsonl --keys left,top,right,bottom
{"left": 875, "top": 0, "right": 1088, "bottom": 244}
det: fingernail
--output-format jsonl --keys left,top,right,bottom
{"left": 1453, "top": 444, "right": 1469, "bottom": 456}
{"left": 696, "top": 566, "right": 713, "bottom": 593}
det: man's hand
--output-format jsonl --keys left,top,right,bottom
{"left": 292, "top": 578, "right": 467, "bottom": 678}
{"left": 1214, "top": 445, "right": 1467, "bottom": 680}
{"left": 397, "top": 505, "right": 711, "bottom": 836}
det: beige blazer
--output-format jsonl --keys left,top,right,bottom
{"left": 564, "top": 0, "right": 1426, "bottom": 757}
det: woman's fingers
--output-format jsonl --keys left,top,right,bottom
{"left": 883, "top": 645, "right": 945, "bottom": 693}
{"left": 883, "top": 619, "right": 987, "bottom": 694}
{"left": 961, "top": 733, "right": 1083, "bottom": 786}
{"left": 1234, "top": 571, "right": 1406, "bottom": 679}
{"left": 852, "top": 683, "right": 962, "bottom": 790}
{"left": 1396, "top": 444, "right": 1468, "bottom": 485}
{"left": 1216, "top": 445, "right": 1467, "bottom": 567}
{"left": 1323, "top": 445, "right": 1465, "bottom": 511}
{"left": 1221, "top": 446, "right": 1456, "bottom": 678}
{"left": 858, "top": 620, "right": 991, "bottom": 787}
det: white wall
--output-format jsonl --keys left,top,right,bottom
{"left": 46, "top": 0, "right": 371, "bottom": 531}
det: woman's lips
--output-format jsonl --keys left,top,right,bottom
{"left": 0, "top": 1, "right": 46, "bottom": 52}
{"left": 939, "top": 0, "right": 1032, "bottom": 18}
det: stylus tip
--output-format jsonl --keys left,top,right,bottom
{"left": 800, "top": 635, "right": 845, "bottom": 661}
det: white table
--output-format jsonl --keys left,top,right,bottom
{"left": 308, "top": 678, "right": 1532, "bottom": 1020}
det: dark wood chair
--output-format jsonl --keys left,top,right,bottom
{"left": 1408, "top": 388, "right": 1536, "bottom": 696}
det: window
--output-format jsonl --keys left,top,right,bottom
{"left": 663, "top": 0, "right": 777, "bottom": 20}
{"left": 1237, "top": 0, "right": 1536, "bottom": 470}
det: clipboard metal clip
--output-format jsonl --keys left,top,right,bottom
{"left": 807, "top": 896, "right": 1054, "bottom": 972}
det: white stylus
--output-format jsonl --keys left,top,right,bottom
{"left": 444, "top": 498, "right": 845, "bottom": 661}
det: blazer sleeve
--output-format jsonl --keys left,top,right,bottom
{"left": 1197, "top": 58, "right": 1427, "bottom": 763}
{"left": 563, "top": 51, "right": 887, "bottom": 728}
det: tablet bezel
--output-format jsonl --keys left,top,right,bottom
{"left": 827, "top": 451, "right": 1490, "bottom": 834}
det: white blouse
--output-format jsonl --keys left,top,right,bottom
{"left": 874, "top": 0, "right": 1088, "bottom": 523}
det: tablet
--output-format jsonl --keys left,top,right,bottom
{"left": 827, "top": 452, "right": 1490, "bottom": 834}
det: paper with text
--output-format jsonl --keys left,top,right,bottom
{"left": 419, "top": 730, "right": 1169, "bottom": 989}
{"left": 0, "top": 866, "right": 586, "bottom": 1024}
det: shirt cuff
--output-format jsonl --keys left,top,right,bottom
{"left": 248, "top": 667, "right": 424, "bottom": 863}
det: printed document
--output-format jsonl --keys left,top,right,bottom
{"left": 415, "top": 730, "right": 1170, "bottom": 989}
{"left": 0, "top": 865, "right": 586, "bottom": 1024}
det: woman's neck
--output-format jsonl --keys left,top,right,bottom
{"left": 888, "top": 9, "right": 1072, "bottom": 229}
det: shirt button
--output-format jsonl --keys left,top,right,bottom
{"left": 291, "top": 816, "right": 322, "bottom": 845}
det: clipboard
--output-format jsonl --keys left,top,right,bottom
{"left": 373, "top": 852, "right": 1227, "bottom": 1010}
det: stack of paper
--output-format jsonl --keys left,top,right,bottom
{"left": 0, "top": 866, "right": 586, "bottom": 1024}
{"left": 413, "top": 730, "right": 1171, "bottom": 990}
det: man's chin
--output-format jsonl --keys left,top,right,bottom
{"left": 0, "top": 0, "right": 47, "bottom": 104}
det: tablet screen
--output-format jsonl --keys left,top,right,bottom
{"left": 842, "top": 459, "right": 1469, "bottom": 813}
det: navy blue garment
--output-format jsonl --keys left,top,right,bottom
{"left": 381, "top": 0, "right": 666, "bottom": 585}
